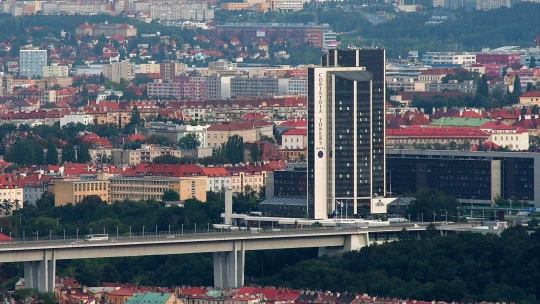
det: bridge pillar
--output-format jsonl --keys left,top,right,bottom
{"left": 23, "top": 251, "right": 55, "bottom": 292}
{"left": 318, "top": 233, "right": 369, "bottom": 256}
{"left": 213, "top": 241, "right": 245, "bottom": 288}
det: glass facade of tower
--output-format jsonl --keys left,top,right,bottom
{"left": 308, "top": 49, "right": 385, "bottom": 218}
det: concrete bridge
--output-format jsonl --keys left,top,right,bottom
{"left": 0, "top": 225, "right": 427, "bottom": 292}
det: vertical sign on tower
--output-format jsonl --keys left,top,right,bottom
{"left": 313, "top": 68, "right": 328, "bottom": 219}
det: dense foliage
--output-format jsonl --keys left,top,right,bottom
{"left": 264, "top": 227, "right": 540, "bottom": 303}
{"left": 0, "top": 192, "right": 312, "bottom": 289}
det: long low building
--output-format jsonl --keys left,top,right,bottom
{"left": 386, "top": 149, "right": 540, "bottom": 206}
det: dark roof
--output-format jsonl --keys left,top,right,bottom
{"left": 259, "top": 197, "right": 307, "bottom": 207}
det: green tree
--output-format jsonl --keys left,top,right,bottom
{"left": 34, "top": 145, "right": 46, "bottom": 166}
{"left": 529, "top": 56, "right": 537, "bottom": 69}
{"left": 162, "top": 189, "right": 180, "bottom": 202}
{"left": 46, "top": 140, "right": 58, "bottom": 165}
{"left": 250, "top": 143, "right": 261, "bottom": 162}
{"left": 476, "top": 74, "right": 489, "bottom": 97}
{"left": 224, "top": 135, "right": 244, "bottom": 164}
{"left": 178, "top": 133, "right": 201, "bottom": 150}
{"left": 76, "top": 145, "right": 91, "bottom": 163}
{"left": 514, "top": 75, "right": 522, "bottom": 96}
{"left": 62, "top": 144, "right": 76, "bottom": 163}
{"left": 36, "top": 192, "right": 55, "bottom": 211}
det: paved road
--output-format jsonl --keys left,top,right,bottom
{"left": 0, "top": 224, "right": 428, "bottom": 251}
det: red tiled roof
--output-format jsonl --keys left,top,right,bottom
{"left": 387, "top": 126, "right": 489, "bottom": 138}
{"left": 481, "top": 121, "right": 528, "bottom": 133}
{"left": 282, "top": 129, "right": 307, "bottom": 136}
{"left": 200, "top": 167, "right": 230, "bottom": 177}
{"left": 108, "top": 288, "right": 134, "bottom": 296}
{"left": 208, "top": 120, "right": 272, "bottom": 132}
{"left": 279, "top": 119, "right": 307, "bottom": 128}
{"left": 520, "top": 90, "right": 540, "bottom": 98}
{"left": 419, "top": 68, "right": 454, "bottom": 76}
{"left": 125, "top": 134, "right": 146, "bottom": 142}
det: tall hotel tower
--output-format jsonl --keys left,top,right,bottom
{"left": 307, "top": 49, "right": 386, "bottom": 219}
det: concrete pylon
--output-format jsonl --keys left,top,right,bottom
{"left": 224, "top": 189, "right": 233, "bottom": 225}
{"left": 23, "top": 250, "right": 55, "bottom": 292}
{"left": 213, "top": 241, "right": 245, "bottom": 288}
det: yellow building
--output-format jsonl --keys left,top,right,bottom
{"left": 170, "top": 178, "right": 207, "bottom": 202}
{"left": 93, "top": 111, "right": 132, "bottom": 128}
{"left": 109, "top": 176, "right": 207, "bottom": 202}
{"left": 52, "top": 179, "right": 110, "bottom": 206}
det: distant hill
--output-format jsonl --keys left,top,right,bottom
{"left": 358, "top": 2, "right": 540, "bottom": 58}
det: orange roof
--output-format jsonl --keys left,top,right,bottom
{"left": 282, "top": 129, "right": 307, "bottom": 136}
{"left": 108, "top": 288, "right": 134, "bottom": 297}
{"left": 125, "top": 134, "right": 146, "bottom": 142}
{"left": 520, "top": 90, "right": 540, "bottom": 98}
{"left": 200, "top": 167, "right": 230, "bottom": 177}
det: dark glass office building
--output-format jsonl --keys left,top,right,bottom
{"left": 307, "top": 49, "right": 386, "bottom": 219}
{"left": 387, "top": 150, "right": 539, "bottom": 206}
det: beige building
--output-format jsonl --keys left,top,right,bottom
{"left": 113, "top": 144, "right": 184, "bottom": 165}
{"left": 102, "top": 61, "right": 136, "bottom": 82}
{"left": 52, "top": 179, "right": 110, "bottom": 206}
{"left": 0, "top": 73, "right": 13, "bottom": 96}
{"left": 0, "top": 185, "right": 24, "bottom": 216}
{"left": 36, "top": 77, "right": 73, "bottom": 90}
{"left": 43, "top": 65, "right": 69, "bottom": 78}
{"left": 206, "top": 121, "right": 273, "bottom": 148}
{"left": 140, "top": 62, "right": 161, "bottom": 74}
{"left": 109, "top": 176, "right": 207, "bottom": 202}
{"left": 519, "top": 91, "right": 540, "bottom": 105}
{"left": 93, "top": 111, "right": 132, "bottom": 128}
{"left": 76, "top": 23, "right": 137, "bottom": 37}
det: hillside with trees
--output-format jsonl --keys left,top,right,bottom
{"left": 263, "top": 226, "right": 540, "bottom": 303}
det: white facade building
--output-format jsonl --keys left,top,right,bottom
{"left": 421, "top": 52, "right": 477, "bottom": 65}
{"left": 60, "top": 114, "right": 93, "bottom": 127}
{"left": 282, "top": 128, "right": 307, "bottom": 149}
{"left": 286, "top": 77, "right": 307, "bottom": 97}
{"left": 20, "top": 49, "right": 47, "bottom": 78}
{"left": 0, "top": 185, "right": 24, "bottom": 215}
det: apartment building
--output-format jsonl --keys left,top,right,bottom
{"left": 147, "top": 76, "right": 229, "bottom": 100}
{"left": 60, "top": 113, "right": 93, "bottom": 126}
{"left": 220, "top": 2, "right": 268, "bottom": 12}
{"left": 52, "top": 178, "right": 110, "bottom": 206}
{"left": 0, "top": 184, "right": 23, "bottom": 215}
{"left": 76, "top": 23, "right": 137, "bottom": 37}
{"left": 225, "top": 164, "right": 269, "bottom": 194}
{"left": 140, "top": 122, "right": 209, "bottom": 146}
{"left": 270, "top": 0, "right": 304, "bottom": 11}
{"left": 286, "top": 77, "right": 307, "bottom": 97}
{"left": 150, "top": 1, "right": 214, "bottom": 21}
{"left": 230, "top": 77, "right": 288, "bottom": 97}
{"left": 281, "top": 128, "right": 307, "bottom": 150}
{"left": 102, "top": 61, "right": 136, "bottom": 82}
{"left": 19, "top": 49, "right": 47, "bottom": 78}
{"left": 113, "top": 144, "right": 183, "bottom": 165}
{"left": 426, "top": 80, "right": 477, "bottom": 93}
{"left": 109, "top": 176, "right": 173, "bottom": 202}
{"left": 0, "top": 73, "right": 13, "bottom": 96}
{"left": 206, "top": 120, "right": 273, "bottom": 148}
{"left": 140, "top": 62, "right": 161, "bottom": 74}
{"left": 209, "top": 23, "right": 334, "bottom": 48}
{"left": 43, "top": 65, "right": 69, "bottom": 78}
{"left": 476, "top": 0, "right": 510, "bottom": 10}
{"left": 200, "top": 167, "right": 232, "bottom": 192}
{"left": 160, "top": 62, "right": 186, "bottom": 80}
{"left": 93, "top": 111, "right": 132, "bottom": 128}
{"left": 421, "top": 52, "right": 476, "bottom": 65}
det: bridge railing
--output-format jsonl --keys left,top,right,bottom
{"left": 0, "top": 224, "right": 429, "bottom": 247}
